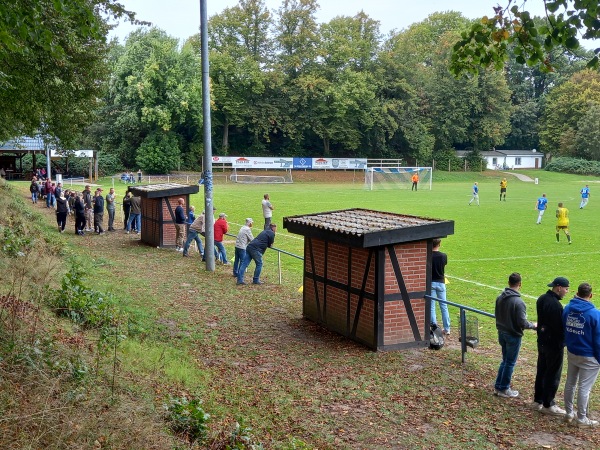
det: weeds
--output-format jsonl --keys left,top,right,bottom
{"left": 164, "top": 395, "right": 210, "bottom": 444}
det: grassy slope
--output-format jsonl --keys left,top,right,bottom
{"left": 7, "top": 170, "right": 600, "bottom": 449}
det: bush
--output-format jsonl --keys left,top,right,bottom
{"left": 48, "top": 263, "right": 122, "bottom": 328}
{"left": 164, "top": 395, "right": 210, "bottom": 443}
{"left": 545, "top": 157, "right": 600, "bottom": 176}
{"left": 434, "top": 149, "right": 464, "bottom": 171}
{"left": 136, "top": 131, "right": 181, "bottom": 174}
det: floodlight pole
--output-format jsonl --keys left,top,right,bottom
{"left": 200, "top": 0, "right": 215, "bottom": 271}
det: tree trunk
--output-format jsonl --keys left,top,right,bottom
{"left": 323, "top": 136, "right": 330, "bottom": 156}
{"left": 222, "top": 119, "right": 229, "bottom": 153}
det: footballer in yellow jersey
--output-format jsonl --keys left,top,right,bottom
{"left": 500, "top": 178, "right": 507, "bottom": 201}
{"left": 555, "top": 202, "right": 571, "bottom": 244}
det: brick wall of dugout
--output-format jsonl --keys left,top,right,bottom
{"left": 140, "top": 195, "right": 189, "bottom": 248}
{"left": 303, "top": 237, "right": 428, "bottom": 350}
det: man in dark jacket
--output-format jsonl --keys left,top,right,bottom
{"left": 174, "top": 198, "right": 187, "bottom": 252}
{"left": 93, "top": 188, "right": 105, "bottom": 234}
{"left": 494, "top": 272, "right": 537, "bottom": 398}
{"left": 236, "top": 223, "right": 276, "bottom": 285}
{"left": 531, "top": 277, "right": 569, "bottom": 415}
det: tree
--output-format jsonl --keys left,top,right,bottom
{"left": 450, "top": 0, "right": 600, "bottom": 75}
{"left": 0, "top": 0, "right": 142, "bottom": 143}
{"left": 539, "top": 69, "right": 600, "bottom": 156}
{"left": 576, "top": 104, "right": 600, "bottom": 160}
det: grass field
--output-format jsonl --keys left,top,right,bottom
{"left": 8, "top": 169, "right": 600, "bottom": 449}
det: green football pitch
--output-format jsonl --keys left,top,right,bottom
{"left": 201, "top": 170, "right": 598, "bottom": 315}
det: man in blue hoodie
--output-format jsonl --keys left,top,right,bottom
{"left": 563, "top": 282, "right": 600, "bottom": 427}
{"left": 494, "top": 272, "right": 537, "bottom": 398}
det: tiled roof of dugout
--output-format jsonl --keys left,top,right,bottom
{"left": 128, "top": 183, "right": 199, "bottom": 198}
{"left": 283, "top": 208, "right": 454, "bottom": 248}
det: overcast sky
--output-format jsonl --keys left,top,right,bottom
{"left": 110, "top": 0, "right": 553, "bottom": 43}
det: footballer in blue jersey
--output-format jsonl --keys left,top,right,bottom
{"left": 468, "top": 182, "right": 479, "bottom": 206}
{"left": 536, "top": 193, "right": 548, "bottom": 224}
{"left": 580, "top": 185, "right": 590, "bottom": 209}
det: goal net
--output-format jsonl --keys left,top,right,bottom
{"left": 229, "top": 168, "right": 293, "bottom": 184}
{"left": 365, "top": 167, "right": 432, "bottom": 190}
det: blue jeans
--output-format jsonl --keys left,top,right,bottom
{"left": 46, "top": 192, "right": 54, "bottom": 208}
{"left": 233, "top": 247, "right": 246, "bottom": 277}
{"left": 431, "top": 282, "right": 450, "bottom": 332}
{"left": 126, "top": 213, "right": 141, "bottom": 232}
{"left": 495, "top": 331, "right": 522, "bottom": 391}
{"left": 31, "top": 191, "right": 38, "bottom": 203}
{"left": 214, "top": 241, "right": 227, "bottom": 264}
{"left": 237, "top": 246, "right": 263, "bottom": 284}
{"left": 183, "top": 229, "right": 204, "bottom": 256}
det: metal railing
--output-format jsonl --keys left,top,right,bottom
{"left": 426, "top": 295, "right": 495, "bottom": 363}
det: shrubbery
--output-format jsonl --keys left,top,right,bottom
{"left": 545, "top": 157, "right": 600, "bottom": 176}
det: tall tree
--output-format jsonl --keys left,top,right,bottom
{"left": 0, "top": 0, "right": 141, "bottom": 143}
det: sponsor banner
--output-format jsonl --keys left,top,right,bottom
{"left": 312, "top": 158, "right": 367, "bottom": 169}
{"left": 230, "top": 156, "right": 293, "bottom": 169}
{"left": 293, "top": 157, "right": 312, "bottom": 169}
{"left": 213, "top": 156, "right": 367, "bottom": 169}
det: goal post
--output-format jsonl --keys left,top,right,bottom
{"left": 365, "top": 167, "right": 433, "bottom": 191}
{"left": 229, "top": 168, "right": 293, "bottom": 184}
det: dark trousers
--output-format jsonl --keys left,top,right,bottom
{"left": 94, "top": 212, "right": 104, "bottom": 233}
{"left": 56, "top": 212, "right": 67, "bottom": 231}
{"left": 123, "top": 208, "right": 130, "bottom": 229}
{"left": 75, "top": 214, "right": 86, "bottom": 232}
{"left": 534, "top": 343, "right": 564, "bottom": 407}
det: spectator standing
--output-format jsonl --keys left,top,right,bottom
{"left": 122, "top": 192, "right": 131, "bottom": 230}
{"left": 188, "top": 205, "right": 196, "bottom": 224}
{"left": 236, "top": 224, "right": 276, "bottom": 285}
{"left": 93, "top": 188, "right": 105, "bottom": 234}
{"left": 536, "top": 193, "right": 548, "bottom": 224}
{"left": 233, "top": 218, "right": 254, "bottom": 278}
{"left": 55, "top": 182, "right": 63, "bottom": 199}
{"left": 182, "top": 211, "right": 205, "bottom": 258}
{"left": 468, "top": 182, "right": 479, "bottom": 206}
{"left": 494, "top": 272, "right": 537, "bottom": 398}
{"left": 430, "top": 238, "right": 450, "bottom": 336}
{"left": 214, "top": 213, "right": 229, "bottom": 264}
{"left": 126, "top": 193, "right": 141, "bottom": 234}
{"left": 106, "top": 187, "right": 116, "bottom": 231}
{"left": 563, "top": 283, "right": 600, "bottom": 426}
{"left": 74, "top": 192, "right": 86, "bottom": 235}
{"left": 174, "top": 198, "right": 187, "bottom": 252}
{"left": 45, "top": 178, "right": 54, "bottom": 208}
{"left": 262, "top": 193, "right": 274, "bottom": 230}
{"left": 137, "top": 169, "right": 142, "bottom": 183}
{"left": 411, "top": 172, "right": 419, "bottom": 191}
{"left": 531, "top": 277, "right": 570, "bottom": 416}
{"left": 29, "top": 177, "right": 39, "bottom": 204}
{"left": 556, "top": 202, "right": 571, "bottom": 244}
{"left": 580, "top": 185, "right": 590, "bottom": 209}
{"left": 55, "top": 192, "right": 69, "bottom": 233}
{"left": 82, "top": 185, "right": 94, "bottom": 231}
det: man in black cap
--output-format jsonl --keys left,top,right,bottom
{"left": 530, "top": 276, "right": 570, "bottom": 415}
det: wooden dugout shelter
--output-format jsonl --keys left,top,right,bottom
{"left": 127, "top": 183, "right": 199, "bottom": 249}
{"left": 284, "top": 208, "right": 455, "bottom": 351}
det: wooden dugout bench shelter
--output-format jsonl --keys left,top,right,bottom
{"left": 127, "top": 183, "right": 199, "bottom": 249}
{"left": 283, "top": 208, "right": 454, "bottom": 351}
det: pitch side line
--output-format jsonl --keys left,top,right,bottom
{"left": 446, "top": 275, "right": 537, "bottom": 300}
{"left": 453, "top": 251, "right": 599, "bottom": 263}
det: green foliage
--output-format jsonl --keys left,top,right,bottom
{"left": 164, "top": 396, "right": 210, "bottom": 443}
{"left": 450, "top": 1, "right": 600, "bottom": 75}
{"left": 544, "top": 156, "right": 600, "bottom": 175}
{"left": 225, "top": 421, "right": 264, "bottom": 450}
{"left": 0, "top": 224, "right": 32, "bottom": 258}
{"left": 135, "top": 131, "right": 181, "bottom": 174}
{"left": 48, "top": 263, "right": 122, "bottom": 328}
{"left": 464, "top": 150, "right": 488, "bottom": 172}
{"left": 434, "top": 150, "right": 464, "bottom": 171}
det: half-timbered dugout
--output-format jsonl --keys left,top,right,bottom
{"left": 127, "top": 183, "right": 199, "bottom": 248}
{"left": 284, "top": 208, "right": 454, "bottom": 351}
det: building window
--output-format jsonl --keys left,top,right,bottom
{"left": 492, "top": 157, "right": 497, "bottom": 165}
{"left": 515, "top": 157, "right": 522, "bottom": 165}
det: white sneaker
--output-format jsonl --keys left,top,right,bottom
{"left": 497, "top": 388, "right": 519, "bottom": 398}
{"left": 527, "top": 401, "right": 543, "bottom": 411}
{"left": 576, "top": 417, "right": 599, "bottom": 427}
{"left": 540, "top": 405, "right": 566, "bottom": 416}
{"left": 565, "top": 412, "right": 575, "bottom": 424}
